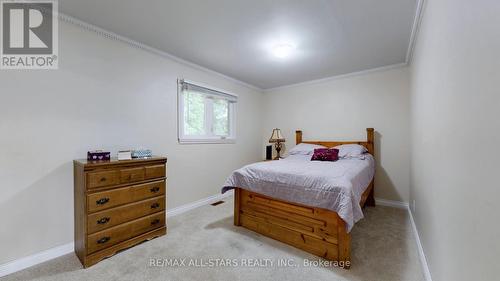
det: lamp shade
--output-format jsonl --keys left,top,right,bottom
{"left": 269, "top": 128, "right": 285, "bottom": 143}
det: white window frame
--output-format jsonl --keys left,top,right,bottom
{"left": 177, "top": 79, "right": 237, "bottom": 144}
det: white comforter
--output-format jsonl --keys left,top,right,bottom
{"left": 222, "top": 154, "right": 375, "bottom": 232}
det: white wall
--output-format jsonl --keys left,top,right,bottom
{"left": 410, "top": 1, "right": 500, "bottom": 280}
{"left": 263, "top": 67, "right": 411, "bottom": 202}
{"left": 0, "top": 21, "right": 264, "bottom": 264}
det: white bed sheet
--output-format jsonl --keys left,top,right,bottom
{"left": 222, "top": 154, "right": 375, "bottom": 232}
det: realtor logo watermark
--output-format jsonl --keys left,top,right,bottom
{"left": 1, "top": 0, "right": 58, "bottom": 69}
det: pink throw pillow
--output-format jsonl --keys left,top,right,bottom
{"left": 311, "top": 148, "right": 339, "bottom": 162}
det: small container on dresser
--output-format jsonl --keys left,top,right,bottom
{"left": 74, "top": 156, "right": 167, "bottom": 268}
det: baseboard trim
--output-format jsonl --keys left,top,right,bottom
{"left": 1, "top": 192, "right": 431, "bottom": 280}
{"left": 0, "top": 191, "right": 233, "bottom": 278}
{"left": 408, "top": 208, "right": 433, "bottom": 281}
{"left": 374, "top": 198, "right": 432, "bottom": 280}
{"left": 375, "top": 197, "right": 409, "bottom": 209}
{"left": 167, "top": 190, "right": 233, "bottom": 217}
{"left": 0, "top": 242, "right": 74, "bottom": 278}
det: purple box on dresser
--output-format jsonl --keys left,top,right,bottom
{"left": 87, "top": 151, "right": 111, "bottom": 161}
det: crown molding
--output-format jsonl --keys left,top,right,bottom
{"left": 56, "top": 13, "right": 263, "bottom": 92}
{"left": 57, "top": 2, "right": 423, "bottom": 92}
{"left": 263, "top": 62, "right": 407, "bottom": 92}
{"left": 405, "top": 0, "right": 425, "bottom": 64}
{"left": 263, "top": 0, "right": 424, "bottom": 92}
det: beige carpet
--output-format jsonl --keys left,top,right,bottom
{"left": 2, "top": 197, "right": 424, "bottom": 281}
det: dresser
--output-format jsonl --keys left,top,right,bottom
{"left": 74, "top": 157, "right": 167, "bottom": 267}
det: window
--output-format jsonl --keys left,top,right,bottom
{"left": 178, "top": 79, "right": 237, "bottom": 143}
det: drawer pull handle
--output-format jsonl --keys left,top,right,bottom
{"left": 151, "top": 203, "right": 160, "bottom": 209}
{"left": 97, "top": 237, "right": 110, "bottom": 244}
{"left": 100, "top": 177, "right": 107, "bottom": 182}
{"left": 151, "top": 219, "right": 160, "bottom": 225}
{"left": 150, "top": 187, "right": 160, "bottom": 193}
{"left": 96, "top": 198, "right": 109, "bottom": 205}
{"left": 97, "top": 217, "right": 110, "bottom": 224}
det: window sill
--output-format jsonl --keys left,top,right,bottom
{"left": 178, "top": 138, "right": 236, "bottom": 144}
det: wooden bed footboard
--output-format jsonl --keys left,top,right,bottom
{"left": 234, "top": 188, "right": 352, "bottom": 267}
{"left": 233, "top": 128, "right": 375, "bottom": 268}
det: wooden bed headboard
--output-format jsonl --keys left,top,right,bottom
{"left": 295, "top": 128, "right": 375, "bottom": 156}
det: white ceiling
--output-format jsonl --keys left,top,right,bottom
{"left": 60, "top": 0, "right": 418, "bottom": 89}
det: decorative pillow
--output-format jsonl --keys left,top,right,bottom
{"left": 289, "top": 143, "right": 327, "bottom": 155}
{"left": 311, "top": 148, "right": 339, "bottom": 162}
{"left": 334, "top": 144, "right": 368, "bottom": 158}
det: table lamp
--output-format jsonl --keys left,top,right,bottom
{"left": 269, "top": 128, "right": 285, "bottom": 159}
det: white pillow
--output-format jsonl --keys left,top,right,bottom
{"left": 334, "top": 144, "right": 368, "bottom": 158}
{"left": 288, "top": 143, "right": 326, "bottom": 155}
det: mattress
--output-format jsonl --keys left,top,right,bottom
{"left": 222, "top": 154, "right": 375, "bottom": 232}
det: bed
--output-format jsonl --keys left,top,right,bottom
{"left": 222, "top": 128, "right": 375, "bottom": 268}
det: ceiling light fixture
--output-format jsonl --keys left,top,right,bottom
{"left": 272, "top": 43, "right": 295, "bottom": 59}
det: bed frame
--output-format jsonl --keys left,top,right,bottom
{"left": 233, "top": 128, "right": 375, "bottom": 268}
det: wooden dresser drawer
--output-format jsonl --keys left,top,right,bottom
{"left": 87, "top": 170, "right": 120, "bottom": 189}
{"left": 87, "top": 196, "right": 165, "bottom": 234}
{"left": 74, "top": 156, "right": 167, "bottom": 268}
{"left": 87, "top": 180, "right": 165, "bottom": 213}
{"left": 145, "top": 164, "right": 166, "bottom": 179}
{"left": 87, "top": 211, "right": 165, "bottom": 254}
{"left": 120, "top": 167, "right": 145, "bottom": 184}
